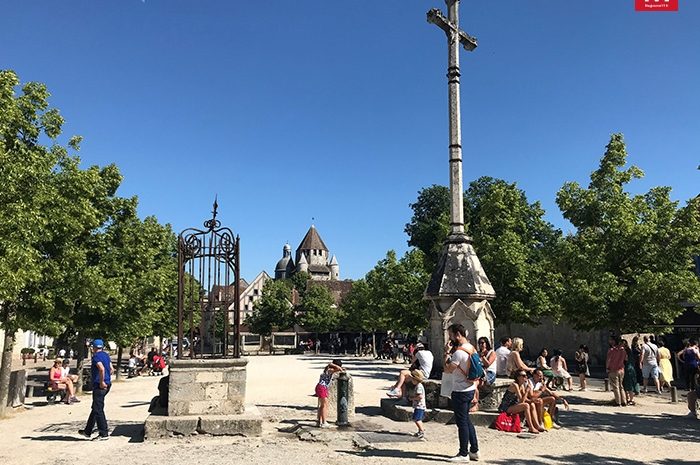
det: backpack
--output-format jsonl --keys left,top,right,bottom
{"left": 454, "top": 347, "right": 486, "bottom": 381}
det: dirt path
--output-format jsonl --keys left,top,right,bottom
{"left": 0, "top": 355, "right": 697, "bottom": 465}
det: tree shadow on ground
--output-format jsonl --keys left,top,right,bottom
{"left": 561, "top": 409, "right": 700, "bottom": 443}
{"left": 487, "top": 453, "right": 699, "bottom": 465}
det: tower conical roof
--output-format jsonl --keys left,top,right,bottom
{"left": 297, "top": 225, "right": 328, "bottom": 252}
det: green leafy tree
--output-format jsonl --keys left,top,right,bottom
{"left": 404, "top": 185, "right": 451, "bottom": 270}
{"left": 246, "top": 279, "right": 295, "bottom": 336}
{"left": 555, "top": 133, "right": 700, "bottom": 332}
{"left": 289, "top": 271, "right": 310, "bottom": 299}
{"left": 299, "top": 284, "right": 339, "bottom": 334}
{"left": 342, "top": 249, "right": 429, "bottom": 344}
{"left": 0, "top": 70, "right": 123, "bottom": 409}
{"left": 405, "top": 178, "right": 562, "bottom": 326}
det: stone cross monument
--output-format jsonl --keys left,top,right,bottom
{"left": 425, "top": 1, "right": 496, "bottom": 370}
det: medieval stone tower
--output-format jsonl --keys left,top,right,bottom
{"left": 274, "top": 225, "right": 339, "bottom": 281}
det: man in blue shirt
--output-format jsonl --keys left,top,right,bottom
{"left": 79, "top": 339, "right": 114, "bottom": 440}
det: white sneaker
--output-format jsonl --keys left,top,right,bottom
{"left": 447, "top": 454, "right": 470, "bottom": 462}
{"left": 468, "top": 451, "right": 480, "bottom": 461}
{"left": 387, "top": 388, "right": 402, "bottom": 398}
{"left": 319, "top": 422, "right": 331, "bottom": 428}
{"left": 551, "top": 422, "right": 562, "bottom": 429}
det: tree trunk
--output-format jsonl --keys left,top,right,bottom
{"left": 75, "top": 334, "right": 86, "bottom": 393}
{"left": 115, "top": 346, "right": 123, "bottom": 380}
{"left": 0, "top": 331, "right": 16, "bottom": 417}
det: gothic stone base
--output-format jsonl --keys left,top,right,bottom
{"left": 380, "top": 398, "right": 498, "bottom": 427}
{"left": 144, "top": 405, "right": 263, "bottom": 439}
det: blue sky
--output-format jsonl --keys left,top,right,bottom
{"left": 2, "top": 1, "right": 698, "bottom": 281}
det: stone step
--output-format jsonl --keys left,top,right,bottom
{"left": 379, "top": 398, "right": 498, "bottom": 427}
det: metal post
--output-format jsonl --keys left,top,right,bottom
{"left": 671, "top": 386, "right": 678, "bottom": 403}
{"left": 337, "top": 372, "right": 350, "bottom": 427}
{"left": 604, "top": 378, "right": 609, "bottom": 391}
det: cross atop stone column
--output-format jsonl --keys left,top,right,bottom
{"left": 424, "top": 1, "right": 496, "bottom": 372}
{"left": 427, "top": 1, "right": 477, "bottom": 237}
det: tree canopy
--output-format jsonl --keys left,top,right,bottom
{"left": 555, "top": 133, "right": 700, "bottom": 332}
{"left": 0, "top": 70, "right": 178, "bottom": 407}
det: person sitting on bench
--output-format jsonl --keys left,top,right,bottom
{"left": 61, "top": 359, "right": 79, "bottom": 384}
{"left": 49, "top": 359, "right": 80, "bottom": 404}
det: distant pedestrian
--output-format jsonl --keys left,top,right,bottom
{"left": 680, "top": 339, "right": 699, "bottom": 391}
{"left": 657, "top": 340, "right": 674, "bottom": 392}
{"left": 631, "top": 336, "right": 643, "bottom": 385}
{"left": 79, "top": 339, "right": 114, "bottom": 440}
{"left": 641, "top": 336, "right": 661, "bottom": 394}
{"left": 685, "top": 365, "right": 700, "bottom": 420}
{"left": 315, "top": 359, "right": 344, "bottom": 428}
{"left": 621, "top": 339, "right": 639, "bottom": 405}
{"left": 606, "top": 336, "right": 627, "bottom": 407}
{"left": 575, "top": 345, "right": 590, "bottom": 391}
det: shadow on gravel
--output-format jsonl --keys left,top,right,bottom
{"left": 563, "top": 410, "right": 700, "bottom": 443}
{"left": 120, "top": 401, "right": 151, "bottom": 408}
{"left": 257, "top": 403, "right": 316, "bottom": 412}
{"left": 355, "top": 406, "right": 382, "bottom": 417}
{"left": 111, "top": 423, "right": 144, "bottom": 443}
{"left": 488, "top": 454, "right": 700, "bottom": 465}
{"left": 340, "top": 449, "right": 450, "bottom": 462}
{"left": 21, "top": 435, "right": 84, "bottom": 442}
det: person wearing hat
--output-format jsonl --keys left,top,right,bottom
{"left": 79, "top": 339, "right": 114, "bottom": 440}
{"left": 387, "top": 342, "right": 434, "bottom": 398}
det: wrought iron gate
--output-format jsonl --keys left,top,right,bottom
{"left": 177, "top": 200, "right": 240, "bottom": 359}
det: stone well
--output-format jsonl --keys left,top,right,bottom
{"left": 144, "top": 358, "right": 262, "bottom": 439}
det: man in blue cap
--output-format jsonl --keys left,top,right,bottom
{"left": 79, "top": 339, "right": 114, "bottom": 440}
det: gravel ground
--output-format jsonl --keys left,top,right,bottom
{"left": 1, "top": 354, "right": 698, "bottom": 465}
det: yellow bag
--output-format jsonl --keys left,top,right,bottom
{"left": 543, "top": 411, "right": 553, "bottom": 430}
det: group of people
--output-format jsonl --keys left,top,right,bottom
{"left": 48, "top": 358, "right": 80, "bottom": 405}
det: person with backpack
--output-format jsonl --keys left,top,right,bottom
{"left": 443, "top": 323, "right": 481, "bottom": 462}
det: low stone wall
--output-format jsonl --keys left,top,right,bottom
{"left": 402, "top": 378, "right": 510, "bottom": 411}
{"left": 168, "top": 358, "right": 247, "bottom": 417}
{"left": 381, "top": 377, "right": 510, "bottom": 424}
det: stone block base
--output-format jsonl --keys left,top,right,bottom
{"left": 144, "top": 405, "right": 262, "bottom": 439}
{"left": 380, "top": 398, "right": 497, "bottom": 427}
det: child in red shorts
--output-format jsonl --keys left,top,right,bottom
{"left": 315, "top": 359, "right": 344, "bottom": 428}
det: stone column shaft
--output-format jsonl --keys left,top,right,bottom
{"left": 447, "top": 0, "right": 464, "bottom": 236}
